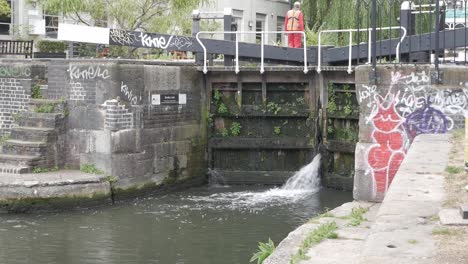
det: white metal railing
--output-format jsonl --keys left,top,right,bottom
{"left": 195, "top": 31, "right": 308, "bottom": 74}
{"left": 317, "top": 26, "right": 407, "bottom": 74}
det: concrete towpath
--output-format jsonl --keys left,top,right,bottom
{"left": 265, "top": 134, "right": 451, "bottom": 264}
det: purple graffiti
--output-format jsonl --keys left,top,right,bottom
{"left": 404, "top": 100, "right": 448, "bottom": 140}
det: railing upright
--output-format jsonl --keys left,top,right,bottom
{"left": 435, "top": 0, "right": 440, "bottom": 82}
{"left": 371, "top": 0, "right": 377, "bottom": 79}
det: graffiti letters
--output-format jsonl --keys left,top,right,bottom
{"left": 120, "top": 82, "right": 140, "bottom": 105}
{"left": 0, "top": 66, "right": 31, "bottom": 78}
{"left": 362, "top": 70, "right": 468, "bottom": 197}
{"left": 404, "top": 101, "right": 448, "bottom": 139}
{"left": 139, "top": 32, "right": 173, "bottom": 49}
{"left": 109, "top": 29, "right": 136, "bottom": 46}
{"left": 68, "top": 65, "right": 110, "bottom": 80}
{"left": 368, "top": 102, "right": 406, "bottom": 193}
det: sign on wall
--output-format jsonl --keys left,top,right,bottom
{"left": 151, "top": 94, "right": 187, "bottom": 105}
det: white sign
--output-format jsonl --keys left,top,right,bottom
{"left": 151, "top": 94, "right": 161, "bottom": 105}
{"left": 58, "top": 23, "right": 110, "bottom": 44}
{"left": 179, "top": 94, "right": 187, "bottom": 105}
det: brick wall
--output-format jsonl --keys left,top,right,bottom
{"left": 103, "top": 99, "right": 134, "bottom": 131}
{"left": 0, "top": 78, "right": 30, "bottom": 133}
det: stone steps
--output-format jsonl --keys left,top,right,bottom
{"left": 0, "top": 153, "right": 42, "bottom": 167}
{"left": 18, "top": 112, "right": 63, "bottom": 128}
{"left": 0, "top": 163, "right": 30, "bottom": 174}
{"left": 28, "top": 99, "right": 65, "bottom": 114}
{"left": 0, "top": 99, "right": 66, "bottom": 174}
{"left": 2, "top": 139, "right": 49, "bottom": 156}
{"left": 10, "top": 127, "right": 56, "bottom": 142}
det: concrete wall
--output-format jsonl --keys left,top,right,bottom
{"left": 0, "top": 59, "right": 206, "bottom": 190}
{"left": 354, "top": 65, "right": 468, "bottom": 202}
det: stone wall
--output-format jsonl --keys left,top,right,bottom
{"left": 0, "top": 59, "right": 206, "bottom": 190}
{"left": 354, "top": 65, "right": 468, "bottom": 202}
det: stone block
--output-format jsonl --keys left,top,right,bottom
{"left": 111, "top": 129, "right": 137, "bottom": 153}
{"left": 462, "top": 205, "right": 468, "bottom": 219}
{"left": 80, "top": 153, "right": 112, "bottom": 175}
{"left": 144, "top": 65, "right": 180, "bottom": 91}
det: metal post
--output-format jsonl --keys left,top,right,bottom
{"left": 224, "top": 8, "right": 234, "bottom": 67}
{"left": 192, "top": 10, "right": 203, "bottom": 65}
{"left": 371, "top": 0, "right": 377, "bottom": 83}
{"left": 434, "top": 0, "right": 440, "bottom": 83}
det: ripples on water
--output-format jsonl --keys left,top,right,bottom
{"left": 0, "top": 155, "right": 351, "bottom": 264}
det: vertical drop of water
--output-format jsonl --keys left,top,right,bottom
{"left": 281, "top": 154, "right": 321, "bottom": 191}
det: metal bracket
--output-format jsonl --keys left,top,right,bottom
{"left": 369, "top": 69, "right": 379, "bottom": 85}
{"left": 431, "top": 70, "right": 443, "bottom": 84}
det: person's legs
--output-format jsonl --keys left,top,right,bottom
{"left": 288, "top": 33, "right": 295, "bottom": 48}
{"left": 293, "top": 33, "right": 302, "bottom": 48}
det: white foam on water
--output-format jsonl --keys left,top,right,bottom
{"left": 185, "top": 155, "right": 322, "bottom": 210}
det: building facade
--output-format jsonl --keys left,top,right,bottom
{"left": 204, "top": 0, "right": 292, "bottom": 45}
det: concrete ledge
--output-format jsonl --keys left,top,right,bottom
{"left": 0, "top": 170, "right": 112, "bottom": 212}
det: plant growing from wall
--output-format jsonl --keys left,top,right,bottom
{"left": 327, "top": 83, "right": 337, "bottom": 114}
{"left": 267, "top": 102, "right": 282, "bottom": 115}
{"left": 32, "top": 166, "right": 59, "bottom": 173}
{"left": 230, "top": 122, "right": 242, "bottom": 136}
{"left": 80, "top": 164, "right": 104, "bottom": 174}
{"left": 0, "top": 134, "right": 11, "bottom": 145}
{"left": 273, "top": 126, "right": 281, "bottom": 136}
{"left": 250, "top": 238, "right": 275, "bottom": 264}
{"left": 31, "top": 84, "right": 43, "bottom": 99}
{"left": 220, "top": 127, "right": 229, "bottom": 137}
{"left": 36, "top": 103, "right": 57, "bottom": 113}
{"left": 218, "top": 103, "right": 229, "bottom": 115}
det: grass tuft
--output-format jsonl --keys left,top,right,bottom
{"left": 446, "top": 165, "right": 463, "bottom": 174}
{"left": 250, "top": 238, "right": 275, "bottom": 264}
{"left": 290, "top": 222, "right": 338, "bottom": 264}
{"left": 80, "top": 164, "right": 104, "bottom": 175}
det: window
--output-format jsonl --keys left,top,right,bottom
{"left": 0, "top": 0, "right": 12, "bottom": 35}
{"left": 256, "top": 13, "right": 266, "bottom": 43}
{"left": 44, "top": 13, "right": 59, "bottom": 38}
{"left": 276, "top": 16, "right": 285, "bottom": 45}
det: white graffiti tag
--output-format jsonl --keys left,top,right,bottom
{"left": 120, "top": 82, "right": 140, "bottom": 105}
{"left": 139, "top": 32, "right": 173, "bottom": 49}
{"left": 68, "top": 65, "right": 110, "bottom": 80}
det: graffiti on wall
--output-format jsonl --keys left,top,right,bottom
{"left": 120, "top": 82, "right": 141, "bottom": 105}
{"left": 109, "top": 29, "right": 193, "bottom": 50}
{"left": 359, "top": 70, "right": 468, "bottom": 195}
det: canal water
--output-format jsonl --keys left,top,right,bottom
{"left": 0, "top": 185, "right": 351, "bottom": 264}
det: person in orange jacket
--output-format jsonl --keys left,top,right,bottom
{"left": 284, "top": 2, "right": 305, "bottom": 48}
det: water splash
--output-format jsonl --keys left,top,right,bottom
{"left": 282, "top": 154, "right": 321, "bottom": 191}
{"left": 185, "top": 155, "right": 322, "bottom": 210}
{"left": 208, "top": 169, "right": 226, "bottom": 186}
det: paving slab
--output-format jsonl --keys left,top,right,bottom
{"left": 301, "top": 239, "right": 364, "bottom": 264}
{"left": 439, "top": 209, "right": 468, "bottom": 226}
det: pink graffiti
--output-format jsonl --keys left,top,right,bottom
{"left": 368, "top": 102, "right": 406, "bottom": 194}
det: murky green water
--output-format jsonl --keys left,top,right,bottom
{"left": 0, "top": 186, "right": 351, "bottom": 264}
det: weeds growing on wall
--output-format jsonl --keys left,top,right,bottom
{"left": 273, "top": 126, "right": 281, "bottom": 136}
{"left": 267, "top": 102, "right": 282, "bottom": 115}
{"left": 80, "top": 164, "right": 104, "bottom": 174}
{"left": 31, "top": 84, "right": 43, "bottom": 99}
{"left": 230, "top": 122, "right": 242, "bottom": 136}
{"left": 250, "top": 238, "right": 275, "bottom": 264}
{"left": 290, "top": 222, "right": 338, "bottom": 264}
{"left": 36, "top": 103, "right": 57, "bottom": 113}
{"left": 32, "top": 166, "right": 59, "bottom": 173}
{"left": 0, "top": 134, "right": 11, "bottom": 145}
